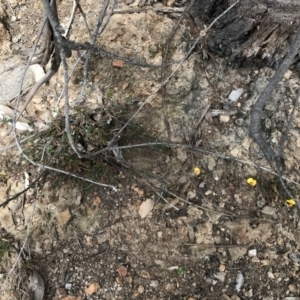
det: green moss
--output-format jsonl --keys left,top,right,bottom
{"left": 0, "top": 239, "right": 10, "bottom": 257}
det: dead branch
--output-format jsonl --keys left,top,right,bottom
{"left": 16, "top": 0, "right": 69, "bottom": 121}
{"left": 249, "top": 26, "right": 300, "bottom": 165}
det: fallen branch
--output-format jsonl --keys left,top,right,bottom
{"left": 250, "top": 26, "right": 300, "bottom": 166}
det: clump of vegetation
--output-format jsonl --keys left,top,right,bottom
{"left": 19, "top": 105, "right": 170, "bottom": 189}
{"left": 22, "top": 106, "right": 113, "bottom": 173}
{"left": 0, "top": 239, "right": 10, "bottom": 257}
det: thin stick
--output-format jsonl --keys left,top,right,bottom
{"left": 184, "top": 243, "right": 249, "bottom": 248}
{"left": 166, "top": 189, "right": 235, "bottom": 217}
{"left": 2, "top": 196, "right": 37, "bottom": 292}
{"left": 55, "top": 50, "right": 87, "bottom": 110}
{"left": 63, "top": 0, "right": 77, "bottom": 38}
{"left": 78, "top": 0, "right": 116, "bottom": 101}
{"left": 0, "top": 134, "right": 36, "bottom": 152}
{"left": 112, "top": 7, "right": 186, "bottom": 14}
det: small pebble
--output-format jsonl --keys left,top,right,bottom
{"left": 261, "top": 206, "right": 276, "bottom": 216}
{"left": 220, "top": 115, "right": 230, "bottom": 123}
{"left": 284, "top": 70, "right": 293, "bottom": 80}
{"left": 235, "top": 118, "right": 244, "bottom": 126}
{"left": 288, "top": 284, "right": 296, "bottom": 293}
{"left": 187, "top": 191, "right": 196, "bottom": 200}
{"left": 65, "top": 283, "right": 72, "bottom": 290}
{"left": 267, "top": 271, "right": 275, "bottom": 279}
{"left": 12, "top": 36, "right": 20, "bottom": 43}
{"left": 248, "top": 249, "right": 257, "bottom": 257}
{"left": 199, "top": 182, "right": 205, "bottom": 188}
{"left": 229, "top": 88, "right": 243, "bottom": 102}
{"left": 289, "top": 253, "right": 300, "bottom": 262}
{"left": 150, "top": 280, "right": 158, "bottom": 288}
{"left": 252, "top": 256, "right": 260, "bottom": 263}
{"left": 219, "top": 264, "right": 226, "bottom": 272}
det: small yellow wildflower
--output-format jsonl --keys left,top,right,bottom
{"left": 247, "top": 177, "right": 257, "bottom": 187}
{"left": 286, "top": 199, "right": 296, "bottom": 207}
{"left": 1, "top": 171, "right": 7, "bottom": 176}
{"left": 194, "top": 167, "right": 201, "bottom": 176}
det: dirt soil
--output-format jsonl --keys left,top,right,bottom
{"left": 1, "top": 0, "right": 300, "bottom": 300}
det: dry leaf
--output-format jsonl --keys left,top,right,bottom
{"left": 35, "top": 109, "right": 51, "bottom": 124}
{"left": 93, "top": 196, "right": 102, "bottom": 207}
{"left": 134, "top": 187, "right": 144, "bottom": 196}
{"left": 219, "top": 264, "right": 226, "bottom": 272}
{"left": 93, "top": 74, "right": 100, "bottom": 82}
{"left": 33, "top": 121, "right": 50, "bottom": 131}
{"left": 122, "top": 82, "right": 129, "bottom": 89}
{"left": 112, "top": 60, "right": 124, "bottom": 68}
{"left": 0, "top": 104, "right": 28, "bottom": 122}
{"left": 140, "top": 270, "right": 151, "bottom": 279}
{"left": 139, "top": 199, "right": 154, "bottom": 219}
{"left": 85, "top": 282, "right": 99, "bottom": 295}
{"left": 116, "top": 276, "right": 122, "bottom": 284}
{"left": 117, "top": 265, "right": 127, "bottom": 277}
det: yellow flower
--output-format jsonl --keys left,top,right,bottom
{"left": 194, "top": 167, "right": 201, "bottom": 176}
{"left": 247, "top": 178, "right": 257, "bottom": 187}
{"left": 286, "top": 199, "right": 296, "bottom": 207}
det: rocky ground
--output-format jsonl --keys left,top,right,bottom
{"left": 1, "top": 0, "right": 300, "bottom": 299}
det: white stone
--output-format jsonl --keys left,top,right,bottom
{"left": 220, "top": 115, "right": 230, "bottom": 123}
{"left": 248, "top": 249, "right": 257, "bottom": 257}
{"left": 150, "top": 280, "right": 159, "bottom": 288}
{"left": 229, "top": 88, "right": 243, "bottom": 102}
{"left": 261, "top": 206, "right": 276, "bottom": 216}
{"left": 284, "top": 69, "right": 292, "bottom": 80}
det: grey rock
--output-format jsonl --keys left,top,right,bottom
{"left": 0, "top": 56, "right": 34, "bottom": 105}
{"left": 261, "top": 206, "right": 276, "bottom": 216}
